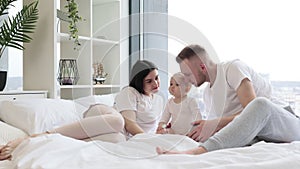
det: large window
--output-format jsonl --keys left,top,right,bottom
{"left": 168, "top": 0, "right": 300, "bottom": 114}
{"left": 129, "top": 0, "right": 169, "bottom": 98}
{"left": 1, "top": 0, "right": 23, "bottom": 91}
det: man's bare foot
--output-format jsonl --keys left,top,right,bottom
{"left": 0, "top": 137, "right": 27, "bottom": 161}
{"left": 156, "top": 146, "right": 208, "bottom": 155}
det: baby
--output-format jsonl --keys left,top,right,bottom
{"left": 156, "top": 72, "right": 202, "bottom": 135}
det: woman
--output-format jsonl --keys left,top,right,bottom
{"left": 0, "top": 60, "right": 163, "bottom": 160}
{"left": 114, "top": 60, "right": 164, "bottom": 139}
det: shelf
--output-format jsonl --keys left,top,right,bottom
{"left": 93, "top": 0, "right": 119, "bottom": 6}
{"left": 60, "top": 85, "right": 91, "bottom": 89}
{"left": 93, "top": 84, "right": 121, "bottom": 88}
{"left": 92, "top": 37, "right": 119, "bottom": 46}
{"left": 57, "top": 33, "right": 90, "bottom": 42}
{"left": 60, "top": 84, "right": 121, "bottom": 89}
{"left": 23, "top": 0, "right": 128, "bottom": 99}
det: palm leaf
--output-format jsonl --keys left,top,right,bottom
{"left": 0, "top": 0, "right": 39, "bottom": 57}
{"left": 0, "top": 0, "right": 17, "bottom": 16}
{"left": 6, "top": 41, "right": 23, "bottom": 50}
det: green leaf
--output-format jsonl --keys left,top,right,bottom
{"left": 0, "top": 0, "right": 39, "bottom": 58}
{"left": 0, "top": 0, "right": 17, "bottom": 16}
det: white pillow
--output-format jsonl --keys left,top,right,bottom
{"left": 0, "top": 121, "right": 28, "bottom": 145}
{"left": 74, "top": 94, "right": 116, "bottom": 108}
{"left": 0, "top": 99, "right": 85, "bottom": 135}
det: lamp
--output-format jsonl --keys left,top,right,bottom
{"left": 57, "top": 59, "right": 79, "bottom": 85}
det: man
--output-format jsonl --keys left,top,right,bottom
{"left": 156, "top": 44, "right": 300, "bottom": 155}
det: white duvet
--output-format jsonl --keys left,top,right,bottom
{"left": 2, "top": 133, "right": 300, "bottom": 169}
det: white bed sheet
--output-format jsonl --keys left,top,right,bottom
{"left": 2, "top": 133, "right": 300, "bottom": 169}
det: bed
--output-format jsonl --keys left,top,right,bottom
{"left": 0, "top": 95, "right": 300, "bottom": 169}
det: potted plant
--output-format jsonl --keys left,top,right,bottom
{"left": 0, "top": 0, "right": 39, "bottom": 91}
{"left": 57, "top": 0, "right": 82, "bottom": 50}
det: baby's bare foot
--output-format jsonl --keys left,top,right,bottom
{"left": 156, "top": 147, "right": 182, "bottom": 155}
{"left": 0, "top": 137, "right": 27, "bottom": 161}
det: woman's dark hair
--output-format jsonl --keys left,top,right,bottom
{"left": 129, "top": 60, "right": 158, "bottom": 94}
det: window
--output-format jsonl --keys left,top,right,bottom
{"left": 1, "top": 0, "right": 23, "bottom": 91}
{"left": 168, "top": 0, "right": 300, "bottom": 115}
{"left": 129, "top": 0, "right": 169, "bottom": 98}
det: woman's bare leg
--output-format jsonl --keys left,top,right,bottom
{"left": 54, "top": 112, "right": 124, "bottom": 140}
{"left": 0, "top": 105, "right": 124, "bottom": 160}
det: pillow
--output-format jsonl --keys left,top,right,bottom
{"left": 74, "top": 93, "right": 117, "bottom": 108}
{"left": 0, "top": 121, "right": 28, "bottom": 145}
{"left": 0, "top": 98, "right": 86, "bottom": 135}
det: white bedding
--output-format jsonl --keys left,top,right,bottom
{"left": 0, "top": 121, "right": 27, "bottom": 145}
{"left": 2, "top": 133, "right": 300, "bottom": 169}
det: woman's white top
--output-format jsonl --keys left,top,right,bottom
{"left": 160, "top": 97, "right": 202, "bottom": 135}
{"left": 203, "top": 59, "right": 275, "bottom": 119}
{"left": 114, "top": 86, "right": 164, "bottom": 137}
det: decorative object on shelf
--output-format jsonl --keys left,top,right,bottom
{"left": 61, "top": 0, "right": 83, "bottom": 51}
{"left": 0, "top": 0, "right": 39, "bottom": 91}
{"left": 56, "top": 9, "right": 70, "bottom": 33}
{"left": 57, "top": 59, "right": 79, "bottom": 85}
{"left": 93, "top": 62, "right": 108, "bottom": 84}
{"left": 56, "top": 9, "right": 71, "bottom": 23}
{"left": 0, "top": 71, "right": 7, "bottom": 91}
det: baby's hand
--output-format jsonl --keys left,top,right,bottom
{"left": 156, "top": 123, "right": 172, "bottom": 134}
{"left": 156, "top": 126, "right": 167, "bottom": 134}
{"left": 156, "top": 129, "right": 166, "bottom": 134}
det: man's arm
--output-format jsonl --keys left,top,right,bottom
{"left": 216, "top": 78, "right": 257, "bottom": 130}
{"left": 188, "top": 78, "right": 257, "bottom": 142}
{"left": 236, "top": 78, "right": 256, "bottom": 108}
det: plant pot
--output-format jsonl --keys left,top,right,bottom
{"left": 0, "top": 71, "right": 7, "bottom": 91}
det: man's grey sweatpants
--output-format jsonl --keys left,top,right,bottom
{"left": 201, "top": 97, "right": 300, "bottom": 151}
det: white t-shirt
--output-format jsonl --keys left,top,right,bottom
{"left": 160, "top": 97, "right": 202, "bottom": 135}
{"left": 203, "top": 59, "right": 274, "bottom": 119}
{"left": 114, "top": 86, "right": 164, "bottom": 136}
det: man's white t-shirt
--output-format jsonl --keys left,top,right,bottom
{"left": 160, "top": 97, "right": 202, "bottom": 135}
{"left": 114, "top": 86, "right": 164, "bottom": 137}
{"left": 203, "top": 59, "right": 274, "bottom": 119}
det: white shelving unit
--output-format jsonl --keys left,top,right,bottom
{"left": 23, "top": 0, "right": 129, "bottom": 99}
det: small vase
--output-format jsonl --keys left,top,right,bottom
{"left": 0, "top": 71, "right": 7, "bottom": 91}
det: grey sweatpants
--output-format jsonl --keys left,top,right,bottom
{"left": 201, "top": 97, "right": 300, "bottom": 151}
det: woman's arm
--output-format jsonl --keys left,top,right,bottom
{"left": 121, "top": 110, "right": 144, "bottom": 135}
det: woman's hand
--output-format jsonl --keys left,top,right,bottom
{"left": 121, "top": 110, "right": 144, "bottom": 135}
